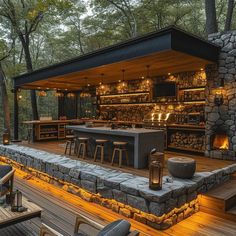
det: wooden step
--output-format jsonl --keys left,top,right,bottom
{"left": 199, "top": 179, "right": 236, "bottom": 222}
{"left": 227, "top": 206, "right": 236, "bottom": 215}
{"left": 201, "top": 179, "right": 236, "bottom": 211}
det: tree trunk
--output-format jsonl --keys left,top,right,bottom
{"left": 225, "top": 0, "right": 235, "bottom": 31}
{"left": 0, "top": 62, "right": 11, "bottom": 134}
{"left": 205, "top": 0, "right": 218, "bottom": 34}
{"left": 21, "top": 35, "right": 39, "bottom": 120}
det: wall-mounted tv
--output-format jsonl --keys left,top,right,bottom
{"left": 153, "top": 82, "right": 176, "bottom": 97}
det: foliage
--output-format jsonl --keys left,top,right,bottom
{"left": 0, "top": 0, "right": 235, "bottom": 138}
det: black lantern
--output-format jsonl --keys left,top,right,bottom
{"left": 149, "top": 160, "right": 163, "bottom": 190}
{"left": 11, "top": 190, "right": 22, "bottom": 212}
{"left": 2, "top": 129, "right": 10, "bottom": 145}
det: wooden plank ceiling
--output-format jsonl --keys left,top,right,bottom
{"left": 21, "top": 50, "right": 211, "bottom": 91}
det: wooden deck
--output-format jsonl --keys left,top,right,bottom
{"left": 1, "top": 167, "right": 236, "bottom": 235}
{"left": 20, "top": 140, "right": 235, "bottom": 177}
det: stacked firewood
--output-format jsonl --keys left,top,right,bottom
{"left": 170, "top": 132, "right": 205, "bottom": 151}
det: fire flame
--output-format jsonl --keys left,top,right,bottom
{"left": 213, "top": 134, "right": 229, "bottom": 150}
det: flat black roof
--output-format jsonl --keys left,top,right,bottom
{"left": 13, "top": 26, "right": 220, "bottom": 88}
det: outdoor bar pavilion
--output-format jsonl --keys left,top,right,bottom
{"left": 12, "top": 26, "right": 221, "bottom": 160}
{"left": 2, "top": 25, "right": 236, "bottom": 232}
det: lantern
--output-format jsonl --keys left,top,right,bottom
{"left": 11, "top": 190, "right": 22, "bottom": 212}
{"left": 2, "top": 129, "right": 10, "bottom": 145}
{"left": 149, "top": 160, "right": 163, "bottom": 190}
{"left": 149, "top": 150, "right": 164, "bottom": 168}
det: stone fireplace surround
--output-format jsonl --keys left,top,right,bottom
{"left": 205, "top": 30, "right": 236, "bottom": 160}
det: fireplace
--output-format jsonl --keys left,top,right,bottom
{"left": 207, "top": 126, "right": 234, "bottom": 160}
{"left": 211, "top": 133, "right": 229, "bottom": 150}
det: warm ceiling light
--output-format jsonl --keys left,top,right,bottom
{"left": 168, "top": 73, "right": 171, "bottom": 76}
{"left": 80, "top": 77, "right": 91, "bottom": 98}
{"left": 67, "top": 92, "right": 75, "bottom": 98}
{"left": 54, "top": 91, "right": 64, "bottom": 97}
{"left": 200, "top": 68, "right": 204, "bottom": 71}
{"left": 118, "top": 80, "right": 121, "bottom": 83}
{"left": 38, "top": 90, "right": 47, "bottom": 97}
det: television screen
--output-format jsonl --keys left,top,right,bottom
{"left": 153, "top": 82, "right": 176, "bottom": 97}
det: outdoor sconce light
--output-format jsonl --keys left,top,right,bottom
{"left": 214, "top": 78, "right": 224, "bottom": 106}
{"left": 149, "top": 160, "right": 163, "bottom": 190}
{"left": 2, "top": 129, "right": 10, "bottom": 145}
{"left": 214, "top": 90, "right": 223, "bottom": 106}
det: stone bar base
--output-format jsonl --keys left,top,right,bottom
{"left": 0, "top": 145, "right": 236, "bottom": 230}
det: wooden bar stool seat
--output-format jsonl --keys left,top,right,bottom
{"left": 111, "top": 141, "right": 129, "bottom": 168}
{"left": 77, "top": 137, "right": 90, "bottom": 159}
{"left": 93, "top": 139, "right": 108, "bottom": 164}
{"left": 64, "top": 135, "right": 77, "bottom": 155}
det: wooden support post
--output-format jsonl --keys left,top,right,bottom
{"left": 13, "top": 88, "right": 19, "bottom": 141}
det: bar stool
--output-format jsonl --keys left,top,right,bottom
{"left": 64, "top": 135, "right": 77, "bottom": 155}
{"left": 93, "top": 139, "right": 108, "bottom": 164}
{"left": 77, "top": 137, "right": 90, "bottom": 159}
{"left": 111, "top": 141, "right": 129, "bottom": 168}
{"left": 27, "top": 127, "right": 33, "bottom": 143}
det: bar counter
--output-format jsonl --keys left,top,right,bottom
{"left": 67, "top": 125, "right": 164, "bottom": 169}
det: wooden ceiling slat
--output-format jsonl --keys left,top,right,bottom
{"left": 22, "top": 50, "right": 210, "bottom": 90}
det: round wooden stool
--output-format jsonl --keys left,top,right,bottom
{"left": 77, "top": 137, "right": 90, "bottom": 159}
{"left": 93, "top": 139, "right": 108, "bottom": 164}
{"left": 64, "top": 135, "right": 77, "bottom": 155}
{"left": 111, "top": 141, "right": 129, "bottom": 168}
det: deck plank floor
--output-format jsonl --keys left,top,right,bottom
{"left": 0, "top": 169, "right": 236, "bottom": 235}
{"left": 20, "top": 140, "right": 235, "bottom": 177}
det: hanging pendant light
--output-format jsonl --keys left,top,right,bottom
{"left": 67, "top": 92, "right": 75, "bottom": 98}
{"left": 145, "top": 65, "right": 152, "bottom": 85}
{"left": 117, "top": 69, "right": 128, "bottom": 93}
{"left": 38, "top": 90, "right": 47, "bottom": 97}
{"left": 80, "top": 77, "right": 91, "bottom": 98}
{"left": 54, "top": 90, "right": 64, "bottom": 97}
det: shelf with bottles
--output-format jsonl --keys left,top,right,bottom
{"left": 179, "top": 88, "right": 205, "bottom": 102}
{"left": 99, "top": 91, "right": 150, "bottom": 104}
{"left": 178, "top": 70, "right": 207, "bottom": 89}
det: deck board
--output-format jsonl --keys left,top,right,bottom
{"left": 20, "top": 140, "right": 235, "bottom": 176}
{"left": 0, "top": 167, "right": 235, "bottom": 235}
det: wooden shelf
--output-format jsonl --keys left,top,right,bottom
{"left": 100, "top": 100, "right": 205, "bottom": 106}
{"left": 39, "top": 136, "right": 58, "bottom": 140}
{"left": 168, "top": 145, "right": 204, "bottom": 153}
{"left": 99, "top": 91, "right": 149, "bottom": 97}
{"left": 100, "top": 102, "right": 153, "bottom": 106}
{"left": 40, "top": 131, "right": 58, "bottom": 134}
{"left": 179, "top": 86, "right": 206, "bottom": 91}
{"left": 182, "top": 100, "right": 205, "bottom": 104}
{"left": 167, "top": 124, "right": 205, "bottom": 131}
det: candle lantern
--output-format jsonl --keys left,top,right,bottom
{"left": 2, "top": 129, "right": 10, "bottom": 145}
{"left": 149, "top": 160, "right": 163, "bottom": 190}
{"left": 149, "top": 149, "right": 164, "bottom": 168}
{"left": 11, "top": 190, "right": 23, "bottom": 212}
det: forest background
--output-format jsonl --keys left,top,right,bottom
{"left": 0, "top": 0, "right": 235, "bottom": 139}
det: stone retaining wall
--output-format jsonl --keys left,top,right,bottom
{"left": 0, "top": 144, "right": 236, "bottom": 229}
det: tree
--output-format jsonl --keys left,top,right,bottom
{"left": 225, "top": 0, "right": 235, "bottom": 31}
{"left": 0, "top": 40, "right": 14, "bottom": 135}
{"left": 205, "top": 0, "right": 218, "bottom": 34}
{"left": 0, "top": 0, "right": 73, "bottom": 120}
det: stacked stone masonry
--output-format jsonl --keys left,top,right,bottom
{"left": 0, "top": 145, "right": 236, "bottom": 229}
{"left": 206, "top": 30, "right": 236, "bottom": 160}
